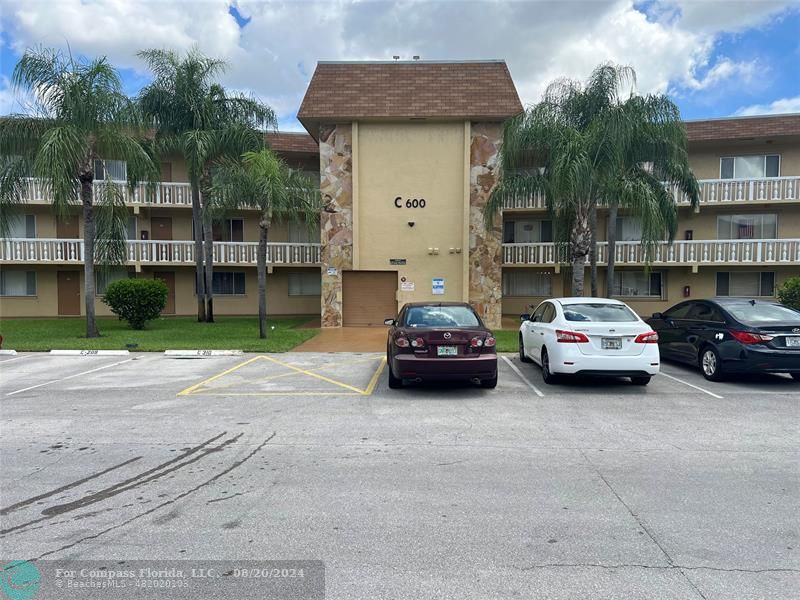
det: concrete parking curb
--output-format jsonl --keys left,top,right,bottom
{"left": 0, "top": 350, "right": 18, "bottom": 356}
{"left": 164, "top": 350, "right": 244, "bottom": 358}
{"left": 49, "top": 350, "right": 130, "bottom": 356}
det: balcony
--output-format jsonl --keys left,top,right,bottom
{"left": 503, "top": 239, "right": 800, "bottom": 266}
{"left": 0, "top": 239, "right": 321, "bottom": 266}
{"left": 503, "top": 176, "right": 800, "bottom": 210}
{"left": 21, "top": 178, "right": 194, "bottom": 207}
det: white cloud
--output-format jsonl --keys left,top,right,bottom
{"left": 735, "top": 95, "right": 800, "bottom": 116}
{"left": 1, "top": 0, "right": 799, "bottom": 127}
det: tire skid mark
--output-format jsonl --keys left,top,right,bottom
{"left": 0, "top": 431, "right": 230, "bottom": 536}
{"left": 35, "top": 432, "right": 277, "bottom": 560}
{"left": 0, "top": 457, "right": 142, "bottom": 516}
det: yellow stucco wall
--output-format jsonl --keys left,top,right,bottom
{"left": 688, "top": 141, "right": 800, "bottom": 179}
{"left": 356, "top": 121, "right": 468, "bottom": 307}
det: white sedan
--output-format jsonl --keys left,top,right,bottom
{"left": 518, "top": 297, "right": 660, "bottom": 385}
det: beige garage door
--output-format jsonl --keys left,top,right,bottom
{"left": 342, "top": 271, "right": 397, "bottom": 327}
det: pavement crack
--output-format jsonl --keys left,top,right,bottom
{"left": 32, "top": 432, "right": 277, "bottom": 560}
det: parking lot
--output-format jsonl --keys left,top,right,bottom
{"left": 1, "top": 351, "right": 798, "bottom": 599}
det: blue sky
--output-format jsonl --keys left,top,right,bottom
{"left": 1, "top": 1, "right": 799, "bottom": 130}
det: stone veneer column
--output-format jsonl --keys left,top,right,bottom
{"left": 469, "top": 122, "right": 503, "bottom": 330}
{"left": 319, "top": 123, "right": 353, "bottom": 328}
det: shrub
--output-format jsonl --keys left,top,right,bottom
{"left": 777, "top": 276, "right": 800, "bottom": 311}
{"left": 102, "top": 278, "right": 168, "bottom": 329}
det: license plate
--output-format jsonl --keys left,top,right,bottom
{"left": 437, "top": 345, "right": 458, "bottom": 356}
{"left": 602, "top": 337, "right": 622, "bottom": 350}
{"left": 786, "top": 336, "right": 800, "bottom": 347}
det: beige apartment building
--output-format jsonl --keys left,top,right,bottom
{"left": 1, "top": 60, "right": 799, "bottom": 329}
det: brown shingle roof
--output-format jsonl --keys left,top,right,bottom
{"left": 265, "top": 131, "right": 318, "bottom": 154}
{"left": 686, "top": 114, "right": 800, "bottom": 143}
{"left": 298, "top": 60, "right": 523, "bottom": 133}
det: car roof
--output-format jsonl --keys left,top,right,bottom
{"left": 401, "top": 302, "right": 474, "bottom": 308}
{"left": 710, "top": 297, "right": 781, "bottom": 306}
{"left": 552, "top": 297, "right": 627, "bottom": 306}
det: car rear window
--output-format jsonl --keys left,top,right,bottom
{"left": 724, "top": 303, "right": 800, "bottom": 325}
{"left": 404, "top": 306, "right": 480, "bottom": 328}
{"left": 562, "top": 303, "right": 639, "bottom": 322}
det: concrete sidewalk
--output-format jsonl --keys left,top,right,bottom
{"left": 294, "top": 326, "right": 388, "bottom": 352}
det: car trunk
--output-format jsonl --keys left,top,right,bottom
{"left": 405, "top": 328, "right": 487, "bottom": 358}
{"left": 750, "top": 323, "right": 800, "bottom": 350}
{"left": 569, "top": 323, "right": 647, "bottom": 357}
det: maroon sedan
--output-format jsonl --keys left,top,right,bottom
{"left": 384, "top": 302, "right": 498, "bottom": 389}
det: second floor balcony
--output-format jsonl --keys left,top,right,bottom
{"left": 0, "top": 239, "right": 321, "bottom": 266}
{"left": 503, "top": 239, "right": 800, "bottom": 266}
{"left": 22, "top": 178, "right": 195, "bottom": 207}
{"left": 502, "top": 176, "right": 800, "bottom": 210}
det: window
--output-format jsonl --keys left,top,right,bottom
{"left": 664, "top": 302, "right": 693, "bottom": 319}
{"left": 502, "top": 270, "right": 552, "bottom": 296}
{"left": 720, "top": 155, "right": 780, "bottom": 179}
{"left": 717, "top": 214, "right": 777, "bottom": 240}
{"left": 613, "top": 271, "right": 663, "bottom": 297}
{"left": 615, "top": 216, "right": 643, "bottom": 242}
{"left": 503, "top": 220, "right": 553, "bottom": 243}
{"left": 7, "top": 214, "right": 36, "bottom": 238}
{"left": 540, "top": 303, "right": 556, "bottom": 323}
{"left": 687, "top": 303, "right": 724, "bottom": 322}
{"left": 0, "top": 271, "right": 36, "bottom": 296}
{"left": 93, "top": 159, "right": 127, "bottom": 181}
{"left": 213, "top": 219, "right": 244, "bottom": 242}
{"left": 127, "top": 216, "right": 137, "bottom": 240}
{"left": 724, "top": 302, "right": 800, "bottom": 325}
{"left": 288, "top": 220, "right": 319, "bottom": 243}
{"left": 562, "top": 303, "right": 639, "bottom": 322}
{"left": 716, "top": 272, "right": 774, "bottom": 297}
{"left": 96, "top": 268, "right": 131, "bottom": 295}
{"left": 404, "top": 305, "right": 480, "bottom": 328}
{"left": 212, "top": 271, "right": 246, "bottom": 295}
{"left": 288, "top": 272, "right": 321, "bottom": 296}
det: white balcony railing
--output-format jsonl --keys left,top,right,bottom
{"left": 503, "top": 239, "right": 800, "bottom": 266}
{"left": 21, "top": 178, "right": 194, "bottom": 207}
{"left": 0, "top": 239, "right": 321, "bottom": 266}
{"left": 503, "top": 176, "right": 800, "bottom": 210}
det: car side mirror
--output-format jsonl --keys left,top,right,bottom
{"left": 384, "top": 318, "right": 396, "bottom": 326}
{"left": 652, "top": 312, "right": 663, "bottom": 319}
{"left": 520, "top": 313, "right": 531, "bottom": 322}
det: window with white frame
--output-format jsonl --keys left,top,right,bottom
{"left": 502, "top": 270, "right": 552, "bottom": 296}
{"left": 0, "top": 271, "right": 36, "bottom": 296}
{"left": 716, "top": 272, "right": 774, "bottom": 297}
{"left": 288, "top": 271, "right": 321, "bottom": 296}
{"left": 720, "top": 155, "right": 780, "bottom": 179}
{"left": 716, "top": 214, "right": 777, "bottom": 240}
{"left": 7, "top": 214, "right": 36, "bottom": 238}
{"left": 615, "top": 216, "right": 643, "bottom": 241}
{"left": 288, "top": 220, "right": 319, "bottom": 243}
{"left": 502, "top": 219, "right": 553, "bottom": 243}
{"left": 613, "top": 271, "right": 663, "bottom": 297}
{"left": 212, "top": 271, "right": 246, "bottom": 295}
{"left": 93, "top": 159, "right": 127, "bottom": 182}
{"left": 96, "top": 268, "right": 131, "bottom": 295}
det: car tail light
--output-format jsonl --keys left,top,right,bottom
{"left": 394, "top": 336, "right": 410, "bottom": 348}
{"left": 634, "top": 331, "right": 659, "bottom": 344}
{"left": 484, "top": 336, "right": 496, "bottom": 348}
{"left": 470, "top": 336, "right": 484, "bottom": 348}
{"left": 556, "top": 330, "right": 589, "bottom": 343}
{"left": 410, "top": 337, "right": 426, "bottom": 348}
{"left": 730, "top": 330, "right": 773, "bottom": 345}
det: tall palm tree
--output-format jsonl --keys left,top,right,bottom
{"left": 209, "top": 149, "right": 318, "bottom": 338}
{"left": 485, "top": 63, "right": 699, "bottom": 297}
{"left": 0, "top": 47, "right": 157, "bottom": 337}
{"left": 137, "top": 48, "right": 275, "bottom": 322}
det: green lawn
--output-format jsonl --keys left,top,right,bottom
{"left": 494, "top": 329, "right": 518, "bottom": 354}
{"left": 0, "top": 316, "right": 319, "bottom": 352}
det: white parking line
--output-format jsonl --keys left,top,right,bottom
{"left": 6, "top": 358, "right": 134, "bottom": 397}
{"left": 502, "top": 355, "right": 545, "bottom": 397}
{"left": 0, "top": 355, "right": 31, "bottom": 365}
{"left": 659, "top": 371, "right": 724, "bottom": 399}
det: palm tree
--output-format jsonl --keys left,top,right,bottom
{"left": 137, "top": 48, "right": 275, "bottom": 322}
{"left": 209, "top": 149, "right": 318, "bottom": 338}
{"left": 485, "top": 64, "right": 699, "bottom": 297}
{"left": 0, "top": 47, "right": 157, "bottom": 337}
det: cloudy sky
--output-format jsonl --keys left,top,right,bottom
{"left": 1, "top": 0, "right": 799, "bottom": 131}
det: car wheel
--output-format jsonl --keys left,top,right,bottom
{"left": 699, "top": 346, "right": 725, "bottom": 382}
{"left": 480, "top": 376, "right": 498, "bottom": 389}
{"left": 519, "top": 335, "right": 532, "bottom": 363}
{"left": 387, "top": 356, "right": 403, "bottom": 389}
{"left": 631, "top": 376, "right": 651, "bottom": 386}
{"left": 541, "top": 348, "right": 560, "bottom": 385}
